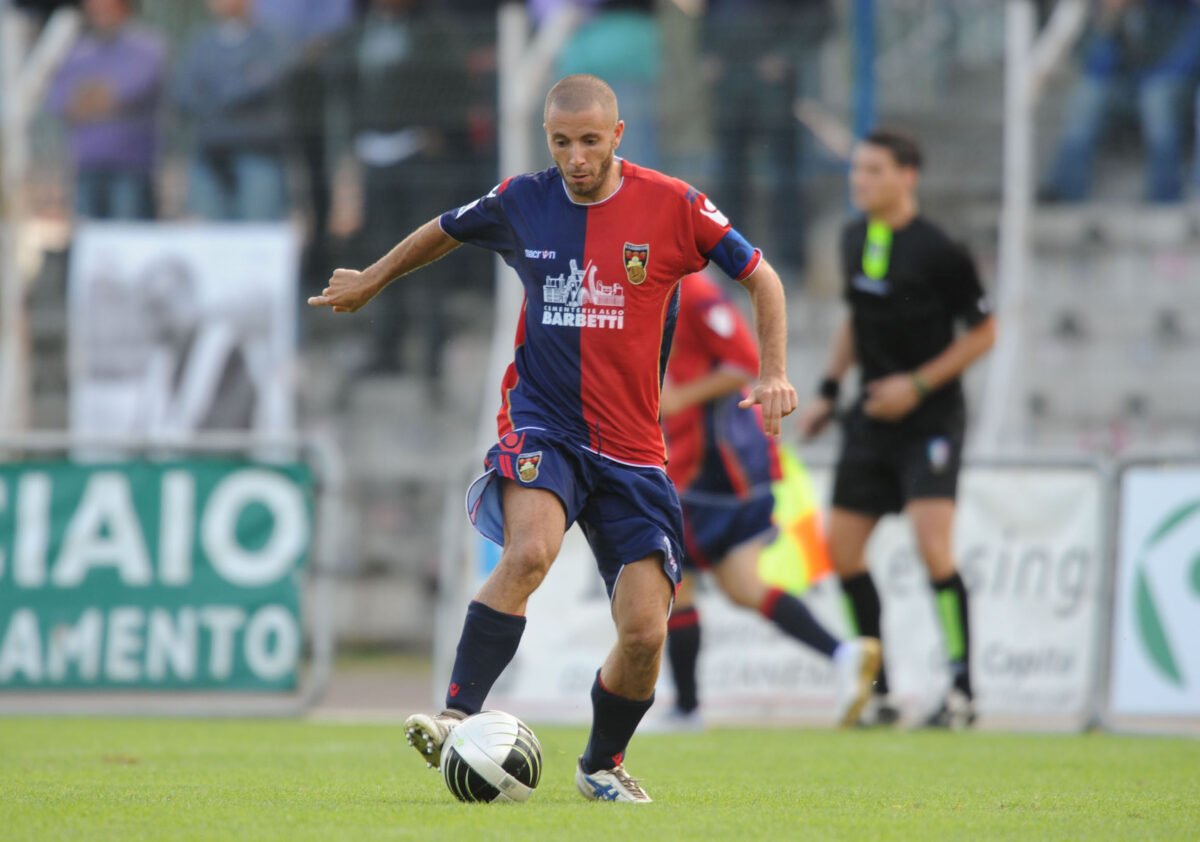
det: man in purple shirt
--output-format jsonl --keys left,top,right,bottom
{"left": 46, "top": 0, "right": 167, "bottom": 220}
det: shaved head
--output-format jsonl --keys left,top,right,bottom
{"left": 544, "top": 74, "right": 619, "bottom": 125}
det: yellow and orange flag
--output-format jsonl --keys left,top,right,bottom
{"left": 758, "top": 444, "right": 833, "bottom": 594}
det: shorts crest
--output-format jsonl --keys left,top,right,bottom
{"left": 517, "top": 451, "right": 543, "bottom": 483}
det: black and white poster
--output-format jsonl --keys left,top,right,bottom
{"left": 68, "top": 223, "right": 299, "bottom": 438}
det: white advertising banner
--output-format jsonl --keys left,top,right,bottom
{"left": 1109, "top": 465, "right": 1200, "bottom": 718}
{"left": 68, "top": 223, "right": 299, "bottom": 438}
{"left": 465, "top": 465, "right": 1105, "bottom": 728}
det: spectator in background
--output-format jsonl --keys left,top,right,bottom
{"left": 703, "top": 0, "right": 832, "bottom": 276}
{"left": 254, "top": 0, "right": 356, "bottom": 278}
{"left": 324, "top": 0, "right": 471, "bottom": 378}
{"left": 173, "top": 0, "right": 290, "bottom": 221}
{"left": 535, "top": 0, "right": 661, "bottom": 168}
{"left": 45, "top": 0, "right": 167, "bottom": 220}
{"left": 1042, "top": 0, "right": 1200, "bottom": 204}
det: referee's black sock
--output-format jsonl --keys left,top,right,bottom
{"left": 581, "top": 671, "right": 655, "bottom": 774}
{"left": 931, "top": 571, "right": 973, "bottom": 699}
{"left": 666, "top": 606, "right": 702, "bottom": 714}
{"left": 840, "top": 571, "right": 889, "bottom": 695}
{"left": 760, "top": 587, "right": 840, "bottom": 658}
{"left": 444, "top": 600, "right": 526, "bottom": 715}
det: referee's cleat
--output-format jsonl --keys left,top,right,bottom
{"left": 922, "top": 689, "right": 977, "bottom": 730}
{"left": 858, "top": 694, "right": 902, "bottom": 728}
{"left": 834, "top": 637, "right": 882, "bottom": 728}
{"left": 404, "top": 709, "right": 467, "bottom": 769}
{"left": 576, "top": 757, "right": 653, "bottom": 803}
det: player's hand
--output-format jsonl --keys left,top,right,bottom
{"left": 739, "top": 374, "right": 798, "bottom": 437}
{"left": 863, "top": 373, "right": 920, "bottom": 421}
{"left": 307, "top": 268, "right": 383, "bottom": 313}
{"left": 798, "top": 396, "right": 835, "bottom": 440}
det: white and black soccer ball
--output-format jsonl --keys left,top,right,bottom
{"left": 441, "top": 710, "right": 543, "bottom": 803}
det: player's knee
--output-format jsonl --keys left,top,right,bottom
{"left": 499, "top": 538, "right": 558, "bottom": 587}
{"left": 618, "top": 616, "right": 667, "bottom": 661}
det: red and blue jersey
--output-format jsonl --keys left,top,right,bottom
{"left": 440, "top": 161, "right": 762, "bottom": 467}
{"left": 663, "top": 273, "right": 781, "bottom": 497}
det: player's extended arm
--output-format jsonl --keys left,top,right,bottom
{"left": 864, "top": 315, "right": 997, "bottom": 421}
{"left": 307, "top": 217, "right": 461, "bottom": 313}
{"left": 735, "top": 260, "right": 798, "bottom": 436}
{"left": 660, "top": 368, "right": 751, "bottom": 418}
{"left": 799, "top": 315, "right": 855, "bottom": 440}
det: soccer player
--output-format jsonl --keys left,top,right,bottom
{"left": 308, "top": 75, "right": 799, "bottom": 801}
{"left": 798, "top": 130, "right": 995, "bottom": 729}
{"left": 661, "top": 272, "right": 880, "bottom": 729}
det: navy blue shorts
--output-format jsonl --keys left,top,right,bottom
{"left": 680, "top": 492, "right": 777, "bottom": 570}
{"left": 466, "top": 429, "right": 684, "bottom": 598}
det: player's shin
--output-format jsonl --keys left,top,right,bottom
{"left": 760, "top": 587, "right": 839, "bottom": 658}
{"left": 445, "top": 601, "right": 527, "bottom": 714}
{"left": 581, "top": 670, "right": 656, "bottom": 774}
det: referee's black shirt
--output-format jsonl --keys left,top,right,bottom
{"left": 839, "top": 216, "right": 991, "bottom": 431}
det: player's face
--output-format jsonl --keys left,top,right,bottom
{"left": 850, "top": 143, "right": 917, "bottom": 215}
{"left": 545, "top": 103, "right": 624, "bottom": 202}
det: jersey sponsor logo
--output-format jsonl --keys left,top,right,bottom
{"left": 525, "top": 248, "right": 557, "bottom": 260}
{"left": 852, "top": 273, "right": 891, "bottom": 296}
{"left": 541, "top": 259, "right": 626, "bottom": 330}
{"left": 623, "top": 243, "right": 649, "bottom": 285}
{"left": 517, "top": 451, "right": 542, "bottom": 482}
{"left": 699, "top": 197, "right": 729, "bottom": 228}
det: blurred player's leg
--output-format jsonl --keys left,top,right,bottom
{"left": 713, "top": 539, "right": 878, "bottom": 726}
{"left": 665, "top": 574, "right": 703, "bottom": 723}
{"left": 909, "top": 499, "right": 976, "bottom": 729}
{"left": 715, "top": 539, "right": 840, "bottom": 657}
{"left": 406, "top": 482, "right": 566, "bottom": 768}
{"left": 577, "top": 556, "right": 672, "bottom": 802}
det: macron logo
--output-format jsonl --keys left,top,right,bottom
{"left": 525, "top": 249, "right": 556, "bottom": 260}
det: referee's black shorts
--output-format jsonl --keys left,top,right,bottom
{"left": 832, "top": 405, "right": 966, "bottom": 516}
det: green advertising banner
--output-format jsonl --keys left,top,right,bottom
{"left": 0, "top": 459, "right": 313, "bottom": 691}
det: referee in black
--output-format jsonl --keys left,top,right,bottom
{"left": 800, "top": 129, "right": 996, "bottom": 728}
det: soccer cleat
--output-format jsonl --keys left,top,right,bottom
{"left": 834, "top": 637, "right": 882, "bottom": 728}
{"left": 404, "top": 709, "right": 467, "bottom": 769}
{"left": 575, "top": 757, "right": 653, "bottom": 803}
{"left": 858, "top": 694, "right": 902, "bottom": 728}
{"left": 922, "top": 688, "right": 977, "bottom": 730}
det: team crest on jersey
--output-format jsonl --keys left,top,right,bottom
{"left": 623, "top": 243, "right": 650, "bottom": 285}
{"left": 517, "top": 452, "right": 542, "bottom": 483}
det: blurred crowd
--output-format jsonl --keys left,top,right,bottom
{"left": 1041, "top": 0, "right": 1200, "bottom": 204}
{"left": 17, "top": 0, "right": 1200, "bottom": 383}
{"left": 19, "top": 0, "right": 834, "bottom": 379}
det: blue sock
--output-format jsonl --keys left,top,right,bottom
{"left": 580, "top": 671, "right": 654, "bottom": 774}
{"left": 445, "top": 600, "right": 526, "bottom": 714}
{"left": 760, "top": 587, "right": 840, "bottom": 659}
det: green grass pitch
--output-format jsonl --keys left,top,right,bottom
{"left": 1, "top": 718, "right": 1196, "bottom": 841}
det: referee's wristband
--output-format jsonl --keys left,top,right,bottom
{"left": 911, "top": 372, "right": 931, "bottom": 399}
{"left": 818, "top": 377, "right": 840, "bottom": 401}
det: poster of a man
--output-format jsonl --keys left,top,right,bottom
{"left": 69, "top": 223, "right": 298, "bottom": 438}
